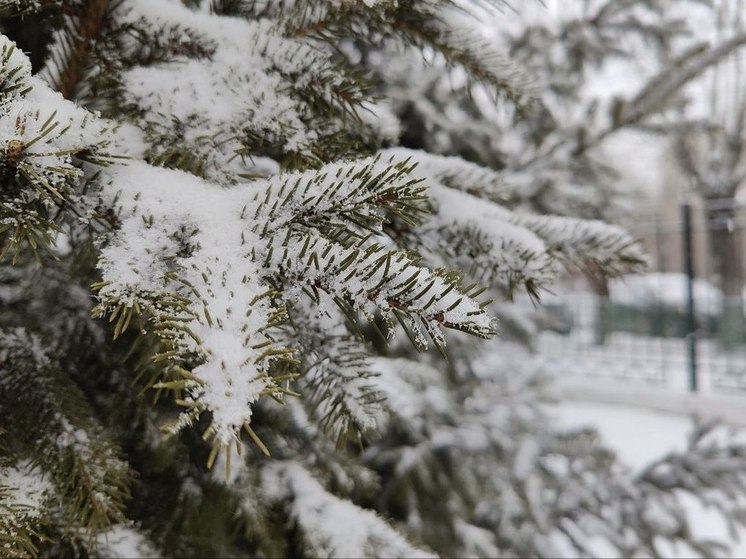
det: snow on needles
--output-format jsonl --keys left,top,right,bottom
{"left": 0, "top": 461, "right": 53, "bottom": 517}
{"left": 0, "top": 36, "right": 113, "bottom": 203}
{"left": 0, "top": 36, "right": 31, "bottom": 97}
{"left": 98, "top": 161, "right": 279, "bottom": 444}
{"left": 384, "top": 147, "right": 648, "bottom": 292}
{"left": 115, "top": 0, "right": 361, "bottom": 181}
{"left": 97, "top": 155, "right": 494, "bottom": 444}
{"left": 262, "top": 462, "right": 436, "bottom": 558}
{"left": 1, "top": 36, "right": 495, "bottom": 448}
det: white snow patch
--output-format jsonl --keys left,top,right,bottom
{"left": 96, "top": 524, "right": 159, "bottom": 559}
{"left": 0, "top": 462, "right": 52, "bottom": 515}
{"left": 263, "top": 462, "right": 436, "bottom": 558}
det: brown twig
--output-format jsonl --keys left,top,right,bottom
{"left": 55, "top": 0, "right": 109, "bottom": 100}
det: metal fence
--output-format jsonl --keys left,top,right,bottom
{"left": 535, "top": 198, "right": 746, "bottom": 393}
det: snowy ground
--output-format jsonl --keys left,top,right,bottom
{"left": 551, "top": 399, "right": 746, "bottom": 557}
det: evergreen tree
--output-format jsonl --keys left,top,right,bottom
{"left": 368, "top": 0, "right": 746, "bottom": 342}
{"left": 1, "top": 1, "right": 746, "bottom": 557}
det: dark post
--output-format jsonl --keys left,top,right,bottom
{"left": 682, "top": 203, "right": 698, "bottom": 392}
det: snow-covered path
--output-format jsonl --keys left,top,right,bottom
{"left": 555, "top": 375, "right": 746, "bottom": 426}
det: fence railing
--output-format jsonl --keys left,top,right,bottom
{"left": 534, "top": 199, "right": 746, "bottom": 393}
{"left": 536, "top": 291, "right": 746, "bottom": 392}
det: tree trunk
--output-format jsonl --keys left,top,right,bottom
{"left": 588, "top": 272, "right": 611, "bottom": 346}
{"left": 707, "top": 204, "right": 745, "bottom": 349}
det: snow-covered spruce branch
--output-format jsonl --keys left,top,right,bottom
{"left": 0, "top": 328, "right": 132, "bottom": 539}
{"left": 0, "top": 460, "right": 50, "bottom": 559}
{"left": 223, "top": 0, "right": 536, "bottom": 110}
{"left": 382, "top": 148, "right": 510, "bottom": 203}
{"left": 386, "top": 159, "right": 560, "bottom": 294}
{"left": 0, "top": 36, "right": 118, "bottom": 262}
{"left": 261, "top": 462, "right": 436, "bottom": 559}
{"left": 263, "top": 229, "right": 495, "bottom": 343}
{"left": 288, "top": 300, "right": 384, "bottom": 446}
{"left": 511, "top": 214, "right": 649, "bottom": 277}
{"left": 249, "top": 153, "right": 428, "bottom": 237}
{"left": 107, "top": 0, "right": 372, "bottom": 177}
{"left": 94, "top": 158, "right": 494, "bottom": 451}
{"left": 387, "top": 148, "right": 647, "bottom": 296}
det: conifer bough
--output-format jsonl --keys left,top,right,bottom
{"left": 2, "top": 1, "right": 745, "bottom": 558}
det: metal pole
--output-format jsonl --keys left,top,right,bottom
{"left": 682, "top": 203, "right": 698, "bottom": 392}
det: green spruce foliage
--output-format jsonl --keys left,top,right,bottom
{"left": 2, "top": 1, "right": 746, "bottom": 557}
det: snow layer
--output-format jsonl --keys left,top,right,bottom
{"left": 99, "top": 161, "right": 277, "bottom": 442}
{"left": 96, "top": 525, "right": 159, "bottom": 559}
{"left": 114, "top": 0, "right": 366, "bottom": 182}
{"left": 0, "top": 461, "right": 52, "bottom": 515}
{"left": 262, "top": 462, "right": 436, "bottom": 558}
{"left": 98, "top": 155, "right": 493, "bottom": 443}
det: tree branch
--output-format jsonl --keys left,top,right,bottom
{"left": 53, "top": 0, "right": 109, "bottom": 99}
